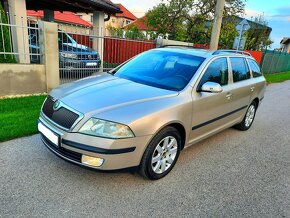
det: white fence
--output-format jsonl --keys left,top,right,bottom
{"left": 0, "top": 12, "right": 42, "bottom": 64}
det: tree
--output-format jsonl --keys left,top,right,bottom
{"left": 106, "top": 23, "right": 145, "bottom": 40}
{"left": 124, "top": 24, "right": 146, "bottom": 40}
{"left": 0, "top": 2, "right": 16, "bottom": 63}
{"left": 244, "top": 15, "right": 273, "bottom": 50}
{"left": 146, "top": 0, "right": 246, "bottom": 43}
{"left": 106, "top": 24, "right": 125, "bottom": 38}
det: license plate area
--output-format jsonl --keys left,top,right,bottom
{"left": 86, "top": 62, "right": 97, "bottom": 67}
{"left": 38, "top": 122, "right": 60, "bottom": 147}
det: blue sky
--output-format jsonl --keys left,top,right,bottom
{"left": 113, "top": 0, "right": 290, "bottom": 49}
{"left": 245, "top": 0, "right": 290, "bottom": 48}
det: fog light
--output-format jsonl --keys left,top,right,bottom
{"left": 81, "top": 155, "right": 104, "bottom": 167}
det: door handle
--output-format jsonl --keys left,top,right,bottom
{"left": 226, "top": 93, "right": 232, "bottom": 99}
{"left": 250, "top": 87, "right": 255, "bottom": 92}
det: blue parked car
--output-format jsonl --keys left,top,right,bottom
{"left": 29, "top": 30, "right": 101, "bottom": 76}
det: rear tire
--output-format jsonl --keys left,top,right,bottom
{"left": 234, "top": 101, "right": 257, "bottom": 131}
{"left": 139, "top": 126, "right": 182, "bottom": 180}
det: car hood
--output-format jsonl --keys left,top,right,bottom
{"left": 50, "top": 73, "right": 178, "bottom": 115}
{"left": 61, "top": 43, "right": 95, "bottom": 53}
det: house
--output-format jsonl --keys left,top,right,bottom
{"left": 123, "top": 16, "right": 166, "bottom": 40}
{"left": 108, "top": 3, "right": 137, "bottom": 28}
{"left": 27, "top": 10, "right": 93, "bottom": 34}
{"left": 77, "top": 3, "right": 137, "bottom": 36}
{"left": 280, "top": 37, "right": 290, "bottom": 53}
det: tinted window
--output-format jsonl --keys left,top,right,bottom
{"left": 230, "top": 57, "right": 251, "bottom": 82}
{"left": 199, "top": 58, "right": 228, "bottom": 86}
{"left": 248, "top": 59, "right": 262, "bottom": 77}
{"left": 114, "top": 50, "right": 205, "bottom": 91}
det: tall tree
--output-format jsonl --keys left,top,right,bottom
{"left": 147, "top": 0, "right": 246, "bottom": 41}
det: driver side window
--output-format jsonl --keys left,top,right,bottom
{"left": 199, "top": 58, "right": 229, "bottom": 86}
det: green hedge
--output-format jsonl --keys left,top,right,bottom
{"left": 0, "top": 2, "right": 16, "bottom": 63}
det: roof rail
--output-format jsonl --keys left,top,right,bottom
{"left": 213, "top": 50, "right": 252, "bottom": 56}
{"left": 159, "top": 44, "right": 204, "bottom": 49}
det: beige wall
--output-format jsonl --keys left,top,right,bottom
{"left": 0, "top": 21, "right": 60, "bottom": 97}
{"left": 58, "top": 24, "right": 90, "bottom": 35}
{"left": 0, "top": 64, "right": 46, "bottom": 97}
{"left": 106, "top": 16, "right": 132, "bottom": 28}
{"left": 76, "top": 12, "right": 134, "bottom": 36}
{"left": 77, "top": 13, "right": 93, "bottom": 24}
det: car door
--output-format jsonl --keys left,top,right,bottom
{"left": 189, "top": 57, "right": 236, "bottom": 144}
{"left": 247, "top": 58, "right": 266, "bottom": 101}
{"left": 227, "top": 57, "right": 253, "bottom": 120}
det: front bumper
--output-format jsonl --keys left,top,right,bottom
{"left": 60, "top": 58, "right": 101, "bottom": 70}
{"left": 38, "top": 117, "right": 152, "bottom": 171}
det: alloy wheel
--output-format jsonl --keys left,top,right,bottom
{"left": 245, "top": 105, "right": 256, "bottom": 127}
{"left": 151, "top": 136, "right": 178, "bottom": 174}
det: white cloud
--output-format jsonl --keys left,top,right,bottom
{"left": 244, "top": 8, "right": 264, "bottom": 18}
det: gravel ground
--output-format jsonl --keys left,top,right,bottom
{"left": 1, "top": 81, "right": 290, "bottom": 217}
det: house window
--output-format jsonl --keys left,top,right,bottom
{"left": 91, "top": 15, "right": 93, "bottom": 23}
{"left": 126, "top": 20, "right": 131, "bottom": 25}
{"left": 112, "top": 18, "right": 115, "bottom": 23}
{"left": 78, "top": 15, "right": 83, "bottom": 19}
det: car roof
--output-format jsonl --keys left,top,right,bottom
{"left": 154, "top": 47, "right": 213, "bottom": 58}
{"left": 154, "top": 47, "right": 252, "bottom": 59}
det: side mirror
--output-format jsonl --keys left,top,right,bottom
{"left": 200, "top": 82, "right": 223, "bottom": 93}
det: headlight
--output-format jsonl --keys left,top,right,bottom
{"left": 60, "top": 52, "right": 77, "bottom": 59}
{"left": 79, "top": 118, "right": 135, "bottom": 139}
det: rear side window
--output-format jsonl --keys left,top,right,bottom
{"left": 230, "top": 57, "right": 251, "bottom": 82}
{"left": 248, "top": 59, "right": 262, "bottom": 77}
{"left": 199, "top": 58, "right": 228, "bottom": 86}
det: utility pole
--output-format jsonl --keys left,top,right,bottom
{"left": 210, "top": 0, "right": 225, "bottom": 50}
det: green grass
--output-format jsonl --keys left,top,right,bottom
{"left": 264, "top": 71, "right": 290, "bottom": 83}
{"left": 0, "top": 95, "right": 46, "bottom": 142}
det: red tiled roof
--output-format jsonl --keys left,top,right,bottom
{"left": 124, "top": 16, "right": 156, "bottom": 31}
{"left": 115, "top": 4, "right": 137, "bottom": 20}
{"left": 27, "top": 10, "right": 92, "bottom": 27}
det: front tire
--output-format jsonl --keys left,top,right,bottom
{"left": 234, "top": 101, "right": 257, "bottom": 131}
{"left": 139, "top": 126, "right": 182, "bottom": 180}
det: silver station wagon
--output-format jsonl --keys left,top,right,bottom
{"left": 38, "top": 47, "right": 266, "bottom": 180}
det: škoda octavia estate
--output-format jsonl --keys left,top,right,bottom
{"left": 38, "top": 47, "right": 266, "bottom": 180}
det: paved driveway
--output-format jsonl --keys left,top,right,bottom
{"left": 1, "top": 81, "right": 290, "bottom": 217}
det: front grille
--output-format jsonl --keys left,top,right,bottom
{"left": 42, "top": 96, "right": 80, "bottom": 129}
{"left": 77, "top": 54, "right": 99, "bottom": 60}
{"left": 41, "top": 134, "right": 82, "bottom": 163}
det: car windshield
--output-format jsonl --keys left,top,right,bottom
{"left": 58, "top": 32, "right": 77, "bottom": 44}
{"left": 114, "top": 50, "right": 205, "bottom": 91}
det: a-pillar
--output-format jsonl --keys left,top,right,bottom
{"left": 8, "top": 0, "right": 30, "bottom": 63}
{"left": 92, "top": 11, "right": 104, "bottom": 71}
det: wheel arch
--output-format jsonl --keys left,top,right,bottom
{"left": 167, "top": 122, "right": 186, "bottom": 150}
{"left": 252, "top": 97, "right": 260, "bottom": 108}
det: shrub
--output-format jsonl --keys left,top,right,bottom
{"left": 0, "top": 2, "right": 16, "bottom": 63}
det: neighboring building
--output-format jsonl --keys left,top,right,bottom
{"left": 108, "top": 3, "right": 137, "bottom": 28}
{"left": 124, "top": 16, "right": 164, "bottom": 39}
{"left": 27, "top": 10, "right": 92, "bottom": 34}
{"left": 228, "top": 16, "right": 272, "bottom": 35}
{"left": 77, "top": 3, "right": 137, "bottom": 36}
{"left": 280, "top": 37, "right": 290, "bottom": 53}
